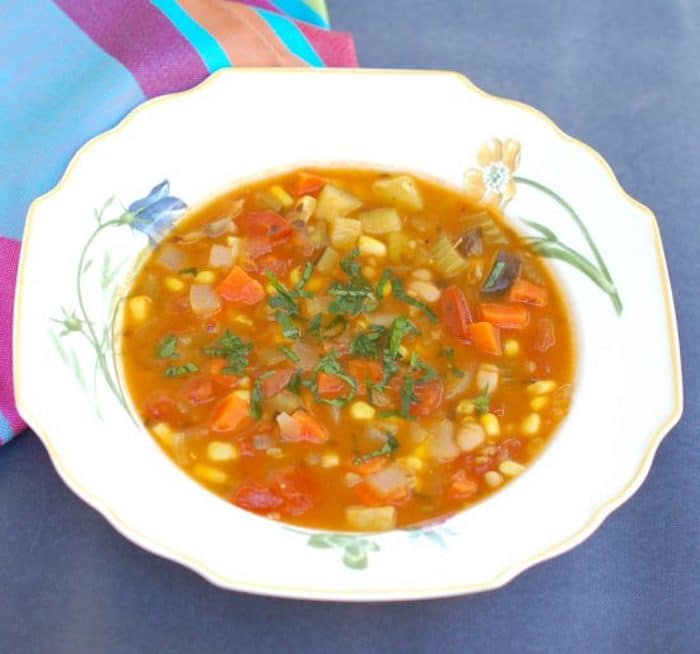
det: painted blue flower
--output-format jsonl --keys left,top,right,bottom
{"left": 127, "top": 180, "right": 187, "bottom": 244}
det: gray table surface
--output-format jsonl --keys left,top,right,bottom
{"left": 2, "top": 1, "right": 698, "bottom": 652}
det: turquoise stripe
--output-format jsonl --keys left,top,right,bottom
{"left": 149, "top": 0, "right": 231, "bottom": 73}
{"left": 269, "top": 0, "right": 329, "bottom": 28}
{"left": 0, "top": 411, "right": 12, "bottom": 444}
{"left": 0, "top": 0, "right": 146, "bottom": 241}
{"left": 256, "top": 8, "right": 324, "bottom": 67}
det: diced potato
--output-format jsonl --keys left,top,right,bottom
{"left": 209, "top": 244, "right": 235, "bottom": 269}
{"left": 267, "top": 184, "right": 294, "bottom": 209}
{"left": 315, "top": 247, "right": 340, "bottom": 274}
{"left": 350, "top": 401, "right": 376, "bottom": 421}
{"left": 358, "top": 235, "right": 387, "bottom": 258}
{"left": 387, "top": 232, "right": 411, "bottom": 263}
{"left": 128, "top": 295, "right": 152, "bottom": 324}
{"left": 314, "top": 184, "right": 362, "bottom": 220}
{"left": 345, "top": 505, "right": 397, "bottom": 531}
{"left": 476, "top": 363, "right": 499, "bottom": 394}
{"left": 456, "top": 422, "right": 486, "bottom": 452}
{"left": 193, "top": 464, "right": 228, "bottom": 485}
{"left": 289, "top": 195, "right": 316, "bottom": 223}
{"left": 329, "top": 217, "right": 361, "bottom": 250}
{"left": 320, "top": 452, "right": 340, "bottom": 468}
{"left": 207, "top": 441, "right": 239, "bottom": 462}
{"left": 372, "top": 175, "right": 424, "bottom": 211}
{"left": 358, "top": 208, "right": 402, "bottom": 234}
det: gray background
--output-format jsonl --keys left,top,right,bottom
{"left": 1, "top": 1, "right": 698, "bottom": 652}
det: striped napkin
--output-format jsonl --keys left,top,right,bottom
{"left": 0, "top": 0, "right": 356, "bottom": 445}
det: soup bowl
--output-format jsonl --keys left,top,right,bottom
{"left": 14, "top": 69, "right": 682, "bottom": 600}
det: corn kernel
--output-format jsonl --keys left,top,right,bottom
{"left": 320, "top": 452, "right": 340, "bottom": 468}
{"left": 266, "top": 447, "right": 284, "bottom": 458}
{"left": 207, "top": 441, "right": 239, "bottom": 462}
{"left": 499, "top": 459, "right": 525, "bottom": 477}
{"left": 480, "top": 412, "right": 500, "bottom": 438}
{"left": 526, "top": 380, "right": 557, "bottom": 396}
{"left": 232, "top": 314, "right": 254, "bottom": 329}
{"left": 266, "top": 284, "right": 277, "bottom": 296}
{"left": 399, "top": 456, "right": 424, "bottom": 472}
{"left": 504, "top": 338, "right": 520, "bottom": 358}
{"left": 195, "top": 270, "right": 217, "bottom": 284}
{"left": 193, "top": 464, "right": 228, "bottom": 484}
{"left": 267, "top": 184, "right": 294, "bottom": 209}
{"left": 128, "top": 295, "right": 152, "bottom": 324}
{"left": 350, "top": 401, "right": 376, "bottom": 421}
{"left": 521, "top": 412, "right": 541, "bottom": 436}
{"left": 233, "top": 389, "right": 251, "bottom": 402}
{"left": 288, "top": 266, "right": 302, "bottom": 286}
{"left": 356, "top": 317, "right": 369, "bottom": 330}
{"left": 398, "top": 345, "right": 410, "bottom": 360}
{"left": 164, "top": 276, "right": 185, "bottom": 292}
{"left": 530, "top": 396, "right": 549, "bottom": 411}
{"left": 306, "top": 276, "right": 323, "bottom": 292}
{"left": 456, "top": 399, "right": 476, "bottom": 417}
{"left": 152, "top": 422, "right": 173, "bottom": 444}
{"left": 237, "top": 376, "right": 251, "bottom": 389}
{"left": 484, "top": 470, "right": 504, "bottom": 487}
{"left": 381, "top": 280, "right": 392, "bottom": 297}
{"left": 358, "top": 235, "right": 387, "bottom": 258}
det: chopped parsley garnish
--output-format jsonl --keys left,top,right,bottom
{"left": 288, "top": 370, "right": 303, "bottom": 395}
{"left": 375, "top": 269, "right": 392, "bottom": 299}
{"left": 472, "top": 388, "right": 490, "bottom": 415}
{"left": 251, "top": 371, "right": 275, "bottom": 419}
{"left": 266, "top": 263, "right": 314, "bottom": 340}
{"left": 353, "top": 433, "right": 400, "bottom": 465}
{"left": 439, "top": 345, "right": 464, "bottom": 377}
{"left": 328, "top": 249, "right": 379, "bottom": 316}
{"left": 178, "top": 267, "right": 198, "bottom": 276}
{"left": 164, "top": 362, "right": 199, "bottom": 377}
{"left": 278, "top": 345, "right": 300, "bottom": 363}
{"left": 308, "top": 314, "right": 322, "bottom": 338}
{"left": 310, "top": 352, "right": 357, "bottom": 407}
{"left": 351, "top": 324, "right": 387, "bottom": 359}
{"left": 399, "top": 376, "right": 418, "bottom": 418}
{"left": 391, "top": 277, "right": 438, "bottom": 323}
{"left": 322, "top": 315, "right": 347, "bottom": 338}
{"left": 274, "top": 311, "right": 301, "bottom": 340}
{"left": 410, "top": 352, "right": 438, "bottom": 382}
{"left": 203, "top": 330, "right": 252, "bottom": 374}
{"left": 156, "top": 334, "right": 178, "bottom": 359}
{"left": 388, "top": 316, "right": 418, "bottom": 357}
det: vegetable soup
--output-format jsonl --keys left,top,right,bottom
{"left": 122, "top": 169, "right": 575, "bottom": 531}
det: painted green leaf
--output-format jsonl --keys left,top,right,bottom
{"left": 521, "top": 218, "right": 558, "bottom": 242}
{"left": 308, "top": 534, "right": 334, "bottom": 549}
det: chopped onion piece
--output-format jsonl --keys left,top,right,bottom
{"left": 277, "top": 412, "right": 302, "bottom": 441}
{"left": 203, "top": 217, "right": 233, "bottom": 238}
{"left": 427, "top": 420, "right": 460, "bottom": 462}
{"left": 366, "top": 465, "right": 410, "bottom": 498}
{"left": 156, "top": 245, "right": 186, "bottom": 272}
{"left": 292, "top": 341, "right": 319, "bottom": 371}
{"left": 346, "top": 505, "right": 396, "bottom": 531}
{"left": 253, "top": 433, "right": 274, "bottom": 450}
{"left": 189, "top": 284, "right": 221, "bottom": 316}
{"left": 209, "top": 244, "right": 235, "bottom": 269}
{"left": 444, "top": 370, "right": 473, "bottom": 400}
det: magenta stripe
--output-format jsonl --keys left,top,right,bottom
{"left": 53, "top": 0, "right": 209, "bottom": 98}
{"left": 297, "top": 21, "right": 357, "bottom": 67}
{"left": 236, "top": 0, "right": 280, "bottom": 12}
{"left": 0, "top": 238, "right": 24, "bottom": 433}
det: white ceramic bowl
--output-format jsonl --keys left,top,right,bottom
{"left": 14, "top": 69, "right": 682, "bottom": 600}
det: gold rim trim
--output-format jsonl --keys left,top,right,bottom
{"left": 13, "top": 68, "right": 683, "bottom": 601}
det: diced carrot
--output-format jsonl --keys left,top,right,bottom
{"left": 353, "top": 456, "right": 388, "bottom": 475}
{"left": 410, "top": 380, "right": 444, "bottom": 416}
{"left": 210, "top": 392, "right": 251, "bottom": 432}
{"left": 208, "top": 358, "right": 239, "bottom": 387}
{"left": 347, "top": 359, "right": 383, "bottom": 397}
{"left": 316, "top": 371, "right": 349, "bottom": 399}
{"left": 291, "top": 409, "right": 329, "bottom": 443}
{"left": 470, "top": 321, "right": 502, "bottom": 356}
{"left": 448, "top": 470, "right": 479, "bottom": 500}
{"left": 261, "top": 367, "right": 294, "bottom": 398}
{"left": 480, "top": 303, "right": 530, "bottom": 329}
{"left": 294, "top": 172, "right": 327, "bottom": 197}
{"left": 509, "top": 279, "right": 548, "bottom": 307}
{"left": 440, "top": 285, "right": 473, "bottom": 340}
{"left": 242, "top": 211, "right": 293, "bottom": 244}
{"left": 217, "top": 266, "right": 266, "bottom": 305}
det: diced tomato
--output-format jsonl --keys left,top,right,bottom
{"left": 294, "top": 172, "right": 326, "bottom": 196}
{"left": 261, "top": 367, "right": 294, "bottom": 398}
{"left": 291, "top": 409, "right": 329, "bottom": 443}
{"left": 210, "top": 392, "right": 251, "bottom": 432}
{"left": 410, "top": 380, "right": 443, "bottom": 416}
{"left": 469, "top": 321, "right": 502, "bottom": 356}
{"left": 448, "top": 470, "right": 479, "bottom": 500}
{"left": 441, "top": 285, "right": 473, "bottom": 340}
{"left": 256, "top": 254, "right": 291, "bottom": 278}
{"left": 217, "top": 266, "right": 266, "bottom": 305}
{"left": 244, "top": 236, "right": 273, "bottom": 260}
{"left": 480, "top": 303, "right": 529, "bottom": 329}
{"left": 242, "top": 211, "right": 293, "bottom": 245}
{"left": 143, "top": 392, "right": 181, "bottom": 423}
{"left": 208, "top": 358, "right": 239, "bottom": 387}
{"left": 183, "top": 376, "right": 215, "bottom": 405}
{"left": 316, "top": 371, "right": 349, "bottom": 399}
{"left": 509, "top": 279, "right": 548, "bottom": 307}
{"left": 347, "top": 359, "right": 383, "bottom": 397}
{"left": 232, "top": 483, "right": 284, "bottom": 512}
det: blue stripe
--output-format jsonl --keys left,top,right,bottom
{"left": 256, "top": 8, "right": 325, "bottom": 67}
{"left": 269, "top": 0, "right": 328, "bottom": 28}
{"left": 149, "top": 0, "right": 231, "bottom": 73}
{"left": 0, "top": 411, "right": 12, "bottom": 445}
{"left": 0, "top": 0, "right": 146, "bottom": 241}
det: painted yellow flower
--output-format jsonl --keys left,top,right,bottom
{"left": 463, "top": 138, "right": 521, "bottom": 208}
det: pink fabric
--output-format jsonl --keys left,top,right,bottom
{"left": 0, "top": 238, "right": 23, "bottom": 433}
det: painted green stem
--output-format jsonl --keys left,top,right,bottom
{"left": 76, "top": 218, "right": 128, "bottom": 410}
{"left": 514, "top": 175, "right": 623, "bottom": 314}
